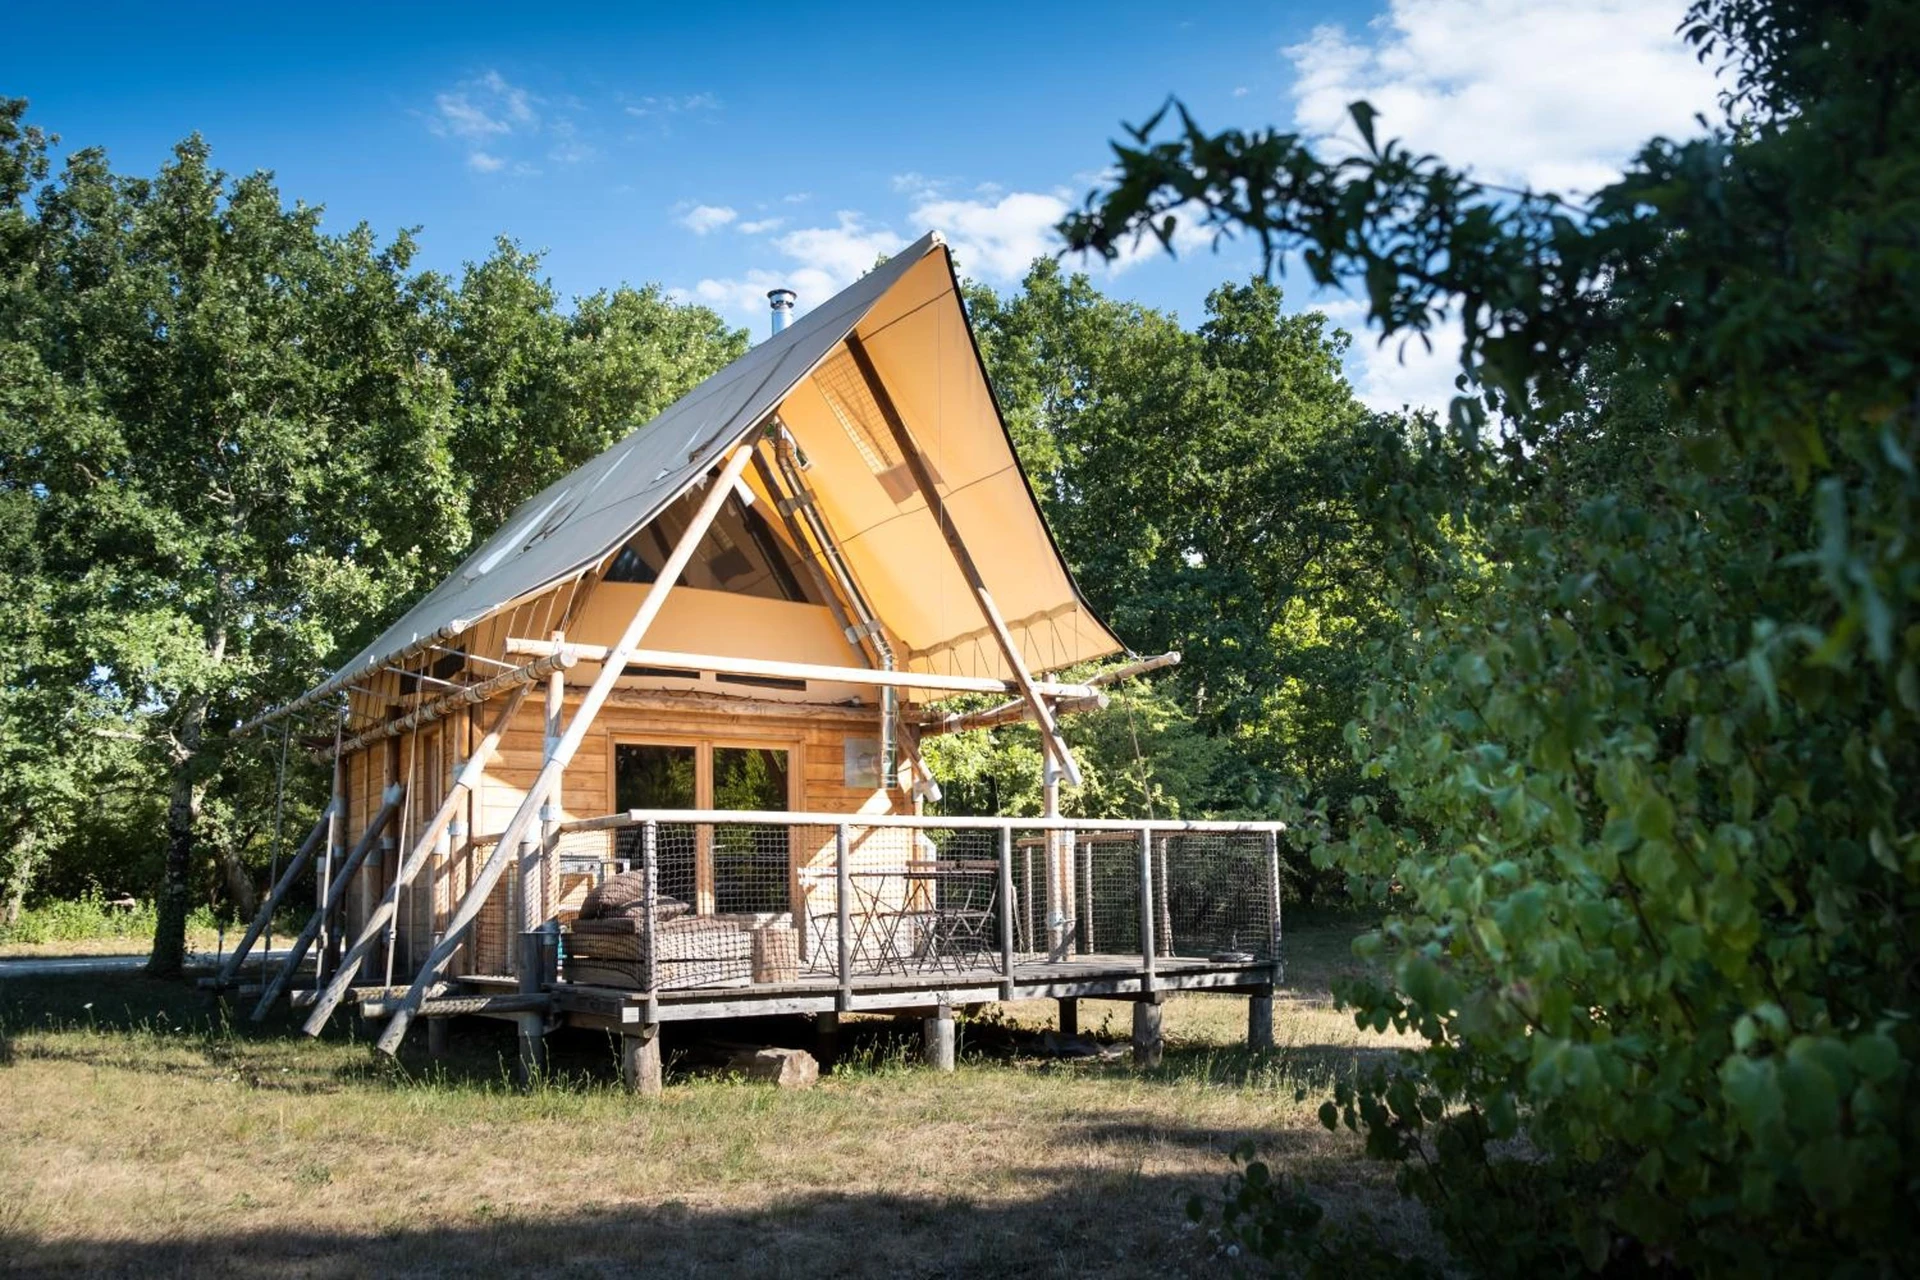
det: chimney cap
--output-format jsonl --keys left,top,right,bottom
{"left": 767, "top": 287, "right": 797, "bottom": 307}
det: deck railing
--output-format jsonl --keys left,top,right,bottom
{"left": 545, "top": 810, "right": 1285, "bottom": 997}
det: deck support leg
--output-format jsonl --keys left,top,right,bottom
{"left": 1132, "top": 996, "right": 1164, "bottom": 1068}
{"left": 622, "top": 1026, "right": 663, "bottom": 1097}
{"left": 1057, "top": 997, "right": 1078, "bottom": 1038}
{"left": 815, "top": 1011, "right": 841, "bottom": 1067}
{"left": 516, "top": 1014, "right": 547, "bottom": 1087}
{"left": 1248, "top": 984, "right": 1275, "bottom": 1051}
{"left": 427, "top": 1016, "right": 449, "bottom": 1060}
{"left": 923, "top": 1000, "right": 956, "bottom": 1072}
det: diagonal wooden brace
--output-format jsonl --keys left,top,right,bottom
{"left": 251, "top": 791, "right": 399, "bottom": 1021}
{"left": 373, "top": 442, "right": 759, "bottom": 1057}
{"left": 215, "top": 808, "right": 330, "bottom": 988}
{"left": 845, "top": 333, "right": 1082, "bottom": 787}
{"left": 301, "top": 686, "right": 529, "bottom": 1034}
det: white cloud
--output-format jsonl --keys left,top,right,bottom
{"left": 679, "top": 204, "right": 739, "bottom": 235}
{"left": 907, "top": 190, "right": 1070, "bottom": 282}
{"left": 428, "top": 70, "right": 561, "bottom": 176}
{"left": 1287, "top": 0, "right": 1720, "bottom": 195}
{"left": 686, "top": 212, "right": 907, "bottom": 331}
{"left": 626, "top": 92, "right": 721, "bottom": 117}
{"left": 1281, "top": 0, "right": 1724, "bottom": 410}
{"left": 738, "top": 217, "right": 785, "bottom": 235}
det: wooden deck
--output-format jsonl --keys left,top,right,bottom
{"left": 448, "top": 953, "right": 1278, "bottom": 1028}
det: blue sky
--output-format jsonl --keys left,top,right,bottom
{"left": 3, "top": 1, "right": 1720, "bottom": 411}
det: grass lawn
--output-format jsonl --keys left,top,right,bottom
{"left": 0, "top": 908, "right": 1429, "bottom": 1278}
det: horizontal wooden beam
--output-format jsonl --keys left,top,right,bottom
{"left": 502, "top": 638, "right": 1098, "bottom": 700}
{"left": 327, "top": 651, "right": 576, "bottom": 759}
{"left": 909, "top": 651, "right": 1179, "bottom": 737}
{"left": 914, "top": 692, "right": 1109, "bottom": 736}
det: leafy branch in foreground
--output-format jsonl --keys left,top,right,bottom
{"left": 1067, "top": 0, "right": 1920, "bottom": 1272}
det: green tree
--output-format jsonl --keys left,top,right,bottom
{"left": 1062, "top": 0, "right": 1920, "bottom": 1269}
{"left": 10, "top": 123, "right": 470, "bottom": 973}
{"left": 968, "top": 262, "right": 1396, "bottom": 836}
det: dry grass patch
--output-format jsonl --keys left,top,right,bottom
{"left": 0, "top": 909, "right": 1425, "bottom": 1277}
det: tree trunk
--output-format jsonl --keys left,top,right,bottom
{"left": 4, "top": 829, "right": 40, "bottom": 927}
{"left": 215, "top": 841, "right": 259, "bottom": 921}
{"left": 149, "top": 624, "right": 225, "bottom": 976}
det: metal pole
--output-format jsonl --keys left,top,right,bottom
{"left": 998, "top": 827, "right": 1015, "bottom": 999}
{"left": 1264, "top": 829, "right": 1285, "bottom": 986}
{"left": 836, "top": 824, "right": 852, "bottom": 1010}
{"left": 1138, "top": 825, "right": 1156, "bottom": 994}
{"left": 641, "top": 821, "right": 659, "bottom": 995}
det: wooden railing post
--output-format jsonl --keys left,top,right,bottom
{"left": 1138, "top": 825, "right": 1156, "bottom": 994}
{"left": 835, "top": 823, "right": 851, "bottom": 1011}
{"left": 998, "top": 826, "right": 1015, "bottom": 999}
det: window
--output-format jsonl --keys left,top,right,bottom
{"left": 599, "top": 491, "right": 820, "bottom": 603}
{"left": 611, "top": 741, "right": 792, "bottom": 916}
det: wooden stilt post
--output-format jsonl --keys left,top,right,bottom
{"left": 1058, "top": 998, "right": 1079, "bottom": 1038}
{"left": 516, "top": 930, "right": 547, "bottom": 1085}
{"left": 301, "top": 688, "right": 527, "bottom": 1035}
{"left": 924, "top": 998, "right": 956, "bottom": 1072}
{"left": 216, "top": 810, "right": 329, "bottom": 987}
{"left": 253, "top": 793, "right": 400, "bottom": 1020}
{"left": 622, "top": 1025, "right": 663, "bottom": 1097}
{"left": 1248, "top": 986, "right": 1275, "bottom": 1051}
{"left": 815, "top": 1011, "right": 841, "bottom": 1067}
{"left": 1133, "top": 996, "right": 1164, "bottom": 1068}
{"left": 375, "top": 442, "right": 759, "bottom": 1056}
{"left": 427, "top": 1014, "right": 449, "bottom": 1060}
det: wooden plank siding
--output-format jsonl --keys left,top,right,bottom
{"left": 340, "top": 688, "right": 911, "bottom": 979}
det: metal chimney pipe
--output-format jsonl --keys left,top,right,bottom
{"left": 767, "top": 288, "right": 797, "bottom": 336}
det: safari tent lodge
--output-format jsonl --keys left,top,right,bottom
{"left": 224, "top": 232, "right": 1285, "bottom": 1090}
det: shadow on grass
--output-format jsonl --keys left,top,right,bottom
{"left": 0, "top": 1174, "right": 1241, "bottom": 1279}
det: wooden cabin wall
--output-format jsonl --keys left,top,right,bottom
{"left": 459, "top": 691, "right": 911, "bottom": 977}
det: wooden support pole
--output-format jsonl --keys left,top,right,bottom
{"left": 301, "top": 688, "right": 527, "bottom": 1035}
{"left": 516, "top": 930, "right": 548, "bottom": 1086}
{"left": 216, "top": 809, "right": 329, "bottom": 987}
{"left": 427, "top": 1012, "right": 449, "bottom": 1059}
{"left": 913, "top": 692, "right": 1108, "bottom": 737}
{"left": 622, "top": 1025, "right": 663, "bottom": 1096}
{"left": 375, "top": 443, "right": 758, "bottom": 1056}
{"left": 253, "top": 794, "right": 400, "bottom": 1021}
{"left": 1248, "top": 985, "right": 1275, "bottom": 1051}
{"left": 1133, "top": 996, "right": 1164, "bottom": 1068}
{"left": 844, "top": 332, "right": 1082, "bottom": 787}
{"left": 815, "top": 1011, "right": 841, "bottom": 1067}
{"left": 501, "top": 638, "right": 1097, "bottom": 701}
{"left": 1058, "top": 998, "right": 1079, "bottom": 1038}
{"left": 327, "top": 650, "right": 577, "bottom": 760}
{"left": 923, "top": 999, "right": 956, "bottom": 1072}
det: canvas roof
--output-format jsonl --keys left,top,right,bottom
{"left": 313, "top": 231, "right": 1122, "bottom": 708}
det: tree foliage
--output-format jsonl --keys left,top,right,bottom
{"left": 1063, "top": 0, "right": 1919, "bottom": 1270}
{"left": 0, "top": 101, "right": 744, "bottom": 968}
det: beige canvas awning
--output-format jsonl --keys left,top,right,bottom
{"left": 272, "top": 232, "right": 1121, "bottom": 724}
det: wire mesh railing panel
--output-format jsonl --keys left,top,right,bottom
{"left": 1155, "top": 833, "right": 1275, "bottom": 961}
{"left": 543, "top": 816, "right": 1279, "bottom": 994}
